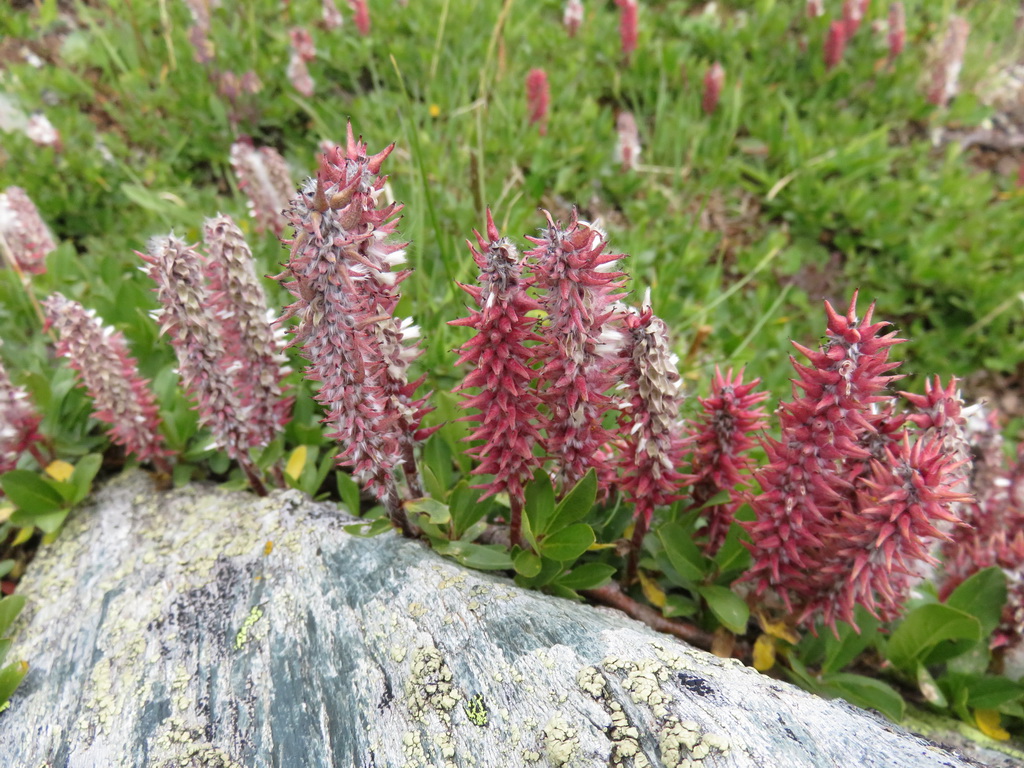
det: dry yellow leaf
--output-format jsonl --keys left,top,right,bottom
{"left": 755, "top": 608, "right": 800, "bottom": 645}
{"left": 45, "top": 460, "right": 74, "bottom": 483}
{"left": 638, "top": 571, "right": 666, "bottom": 609}
{"left": 752, "top": 633, "right": 776, "bottom": 672}
{"left": 285, "top": 446, "right": 308, "bottom": 483}
{"left": 12, "top": 527, "right": 33, "bottom": 546}
{"left": 975, "top": 709, "right": 1010, "bottom": 741}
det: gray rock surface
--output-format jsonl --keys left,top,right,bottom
{"left": 0, "top": 470, "right": 1009, "bottom": 767}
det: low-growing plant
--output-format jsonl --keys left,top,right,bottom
{"left": 3, "top": 0, "right": 1024, "bottom": 749}
{"left": 2, "top": 126, "right": 1023, "bottom": 740}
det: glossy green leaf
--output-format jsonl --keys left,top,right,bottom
{"left": 9, "top": 508, "right": 69, "bottom": 534}
{"left": 0, "top": 595, "right": 26, "bottom": 638}
{"left": 0, "top": 561, "right": 13, "bottom": 579}
{"left": 0, "top": 471, "right": 64, "bottom": 516}
{"left": 436, "top": 541, "right": 513, "bottom": 571}
{"left": 513, "top": 549, "right": 543, "bottom": 578}
{"left": 70, "top": 453, "right": 103, "bottom": 504}
{"left": 917, "top": 664, "right": 948, "bottom": 707}
{"left": 658, "top": 522, "right": 710, "bottom": 584}
{"left": 448, "top": 482, "right": 489, "bottom": 539}
{"left": 539, "top": 523, "right": 595, "bottom": 562}
{"left": 697, "top": 584, "right": 749, "bottom": 634}
{"left": 335, "top": 471, "right": 362, "bottom": 516}
{"left": 887, "top": 604, "right": 981, "bottom": 673}
{"left": 0, "top": 659, "right": 28, "bottom": 705}
{"left": 524, "top": 470, "right": 555, "bottom": 536}
{"left": 421, "top": 435, "right": 453, "bottom": 493}
{"left": 946, "top": 567, "right": 1006, "bottom": 637}
{"left": 549, "top": 469, "right": 597, "bottom": 533}
{"left": 555, "top": 562, "right": 616, "bottom": 591}
{"left": 822, "top": 673, "right": 906, "bottom": 722}
{"left": 342, "top": 518, "right": 392, "bottom": 538}
{"left": 404, "top": 498, "right": 451, "bottom": 525}
{"left": 822, "top": 607, "right": 881, "bottom": 675}
{"left": 663, "top": 593, "right": 699, "bottom": 619}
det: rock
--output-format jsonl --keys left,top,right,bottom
{"left": 0, "top": 471, "right": 1011, "bottom": 766}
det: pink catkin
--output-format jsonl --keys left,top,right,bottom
{"left": 287, "top": 52, "right": 315, "bottom": 98}
{"left": 887, "top": 2, "right": 905, "bottom": 61}
{"left": 289, "top": 27, "right": 317, "bottom": 62}
{"left": 563, "top": 0, "right": 583, "bottom": 37}
{"left": 0, "top": 186, "right": 56, "bottom": 275}
{"left": 0, "top": 353, "right": 45, "bottom": 474}
{"left": 842, "top": 0, "right": 868, "bottom": 38}
{"left": 141, "top": 235, "right": 267, "bottom": 493}
{"left": 322, "top": 0, "right": 343, "bottom": 29}
{"left": 702, "top": 62, "right": 725, "bottom": 115}
{"left": 276, "top": 125, "right": 431, "bottom": 525}
{"left": 615, "top": 0, "right": 638, "bottom": 64}
{"left": 928, "top": 15, "right": 970, "bottom": 106}
{"left": 349, "top": 0, "right": 370, "bottom": 36}
{"left": 824, "top": 21, "right": 847, "bottom": 71}
{"left": 685, "top": 367, "right": 768, "bottom": 554}
{"left": 202, "top": 214, "right": 293, "bottom": 449}
{"left": 43, "top": 293, "right": 171, "bottom": 472}
{"left": 525, "top": 69, "right": 550, "bottom": 135}
{"left": 618, "top": 296, "right": 686, "bottom": 557}
{"left": 450, "top": 211, "right": 546, "bottom": 543}
{"left": 745, "top": 295, "right": 967, "bottom": 632}
{"left": 229, "top": 138, "right": 295, "bottom": 235}
{"left": 526, "top": 209, "right": 626, "bottom": 496}
{"left": 615, "top": 111, "right": 641, "bottom": 170}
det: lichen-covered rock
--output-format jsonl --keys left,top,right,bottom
{"left": 0, "top": 471, "right": 1006, "bottom": 766}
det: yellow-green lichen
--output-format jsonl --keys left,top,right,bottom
{"left": 234, "top": 605, "right": 264, "bottom": 650}
{"left": 464, "top": 693, "right": 489, "bottom": 726}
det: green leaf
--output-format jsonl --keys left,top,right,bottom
{"left": 822, "top": 607, "right": 881, "bottom": 675}
{"left": 0, "top": 471, "right": 65, "bottom": 516}
{"left": 0, "top": 595, "right": 25, "bottom": 638}
{"left": 822, "top": 673, "right": 906, "bottom": 722}
{"left": 547, "top": 584, "right": 583, "bottom": 601}
{"left": 336, "top": 471, "right": 362, "bottom": 515}
{"left": 663, "top": 593, "right": 699, "bottom": 619}
{"left": 917, "top": 664, "right": 948, "bottom": 707}
{"left": 405, "top": 498, "right": 451, "bottom": 525}
{"left": 0, "top": 561, "right": 13, "bottom": 579}
{"left": 539, "top": 523, "right": 595, "bottom": 562}
{"left": 548, "top": 469, "right": 597, "bottom": 533}
{"left": 712, "top": 519, "right": 752, "bottom": 577}
{"left": 435, "top": 542, "right": 513, "bottom": 571}
{"left": 70, "top": 453, "right": 103, "bottom": 505}
{"left": 513, "top": 549, "right": 543, "bottom": 578}
{"left": 524, "top": 470, "right": 555, "bottom": 537}
{"left": 0, "top": 659, "right": 28, "bottom": 705}
{"left": 421, "top": 434, "right": 453, "bottom": 494}
{"left": 342, "top": 518, "right": 392, "bottom": 538}
{"left": 968, "top": 676, "right": 1024, "bottom": 710}
{"left": 420, "top": 463, "right": 446, "bottom": 502}
{"left": 887, "top": 604, "right": 982, "bottom": 673}
{"left": 555, "top": 562, "right": 616, "bottom": 591}
{"left": 657, "top": 522, "right": 710, "bottom": 584}
{"left": 0, "top": 638, "right": 10, "bottom": 666}
{"left": 448, "top": 482, "right": 490, "bottom": 539}
{"left": 946, "top": 567, "right": 1006, "bottom": 637}
{"left": 514, "top": 556, "right": 563, "bottom": 588}
{"left": 9, "top": 508, "right": 69, "bottom": 534}
{"left": 697, "top": 585, "right": 749, "bottom": 634}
